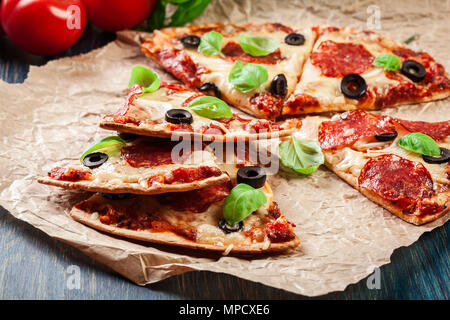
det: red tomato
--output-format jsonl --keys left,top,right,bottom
{"left": 81, "top": 0, "right": 155, "bottom": 32}
{"left": 1, "top": 0, "right": 87, "bottom": 55}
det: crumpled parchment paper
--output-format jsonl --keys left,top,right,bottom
{"left": 0, "top": 0, "right": 449, "bottom": 296}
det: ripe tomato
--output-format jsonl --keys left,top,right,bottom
{"left": 1, "top": 0, "right": 87, "bottom": 55}
{"left": 81, "top": 0, "right": 155, "bottom": 32}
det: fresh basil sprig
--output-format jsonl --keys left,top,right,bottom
{"left": 373, "top": 53, "right": 402, "bottom": 71}
{"left": 128, "top": 65, "right": 160, "bottom": 95}
{"left": 398, "top": 132, "right": 441, "bottom": 156}
{"left": 187, "top": 96, "right": 232, "bottom": 119}
{"left": 199, "top": 31, "right": 224, "bottom": 57}
{"left": 239, "top": 34, "right": 278, "bottom": 57}
{"left": 228, "top": 61, "right": 269, "bottom": 93}
{"left": 279, "top": 137, "right": 324, "bottom": 175}
{"left": 223, "top": 183, "right": 267, "bottom": 226}
{"left": 80, "top": 136, "right": 127, "bottom": 162}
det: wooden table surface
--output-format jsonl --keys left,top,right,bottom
{"left": 0, "top": 24, "right": 448, "bottom": 300}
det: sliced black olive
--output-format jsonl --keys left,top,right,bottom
{"left": 270, "top": 74, "right": 288, "bottom": 98}
{"left": 237, "top": 166, "right": 266, "bottom": 189}
{"left": 117, "top": 132, "right": 138, "bottom": 141}
{"left": 422, "top": 147, "right": 450, "bottom": 164}
{"left": 199, "top": 82, "right": 221, "bottom": 98}
{"left": 165, "top": 109, "right": 193, "bottom": 124}
{"left": 284, "top": 33, "right": 305, "bottom": 46}
{"left": 218, "top": 219, "right": 244, "bottom": 234}
{"left": 100, "top": 193, "right": 132, "bottom": 200}
{"left": 401, "top": 60, "right": 426, "bottom": 83}
{"left": 82, "top": 152, "right": 108, "bottom": 169}
{"left": 180, "top": 35, "right": 200, "bottom": 49}
{"left": 375, "top": 131, "right": 398, "bottom": 141}
{"left": 340, "top": 74, "right": 367, "bottom": 99}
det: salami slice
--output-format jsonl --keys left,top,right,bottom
{"left": 394, "top": 118, "right": 450, "bottom": 141}
{"left": 115, "top": 84, "right": 143, "bottom": 116}
{"left": 318, "top": 110, "right": 396, "bottom": 150}
{"left": 358, "top": 154, "right": 434, "bottom": 209}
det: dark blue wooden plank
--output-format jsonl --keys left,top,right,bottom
{"left": 0, "top": 23, "right": 448, "bottom": 300}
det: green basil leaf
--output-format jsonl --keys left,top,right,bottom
{"left": 146, "top": 0, "right": 167, "bottom": 31}
{"left": 187, "top": 96, "right": 232, "bottom": 119}
{"left": 199, "top": 31, "right": 224, "bottom": 57}
{"left": 223, "top": 183, "right": 267, "bottom": 226}
{"left": 228, "top": 60, "right": 269, "bottom": 93}
{"left": 80, "top": 136, "right": 127, "bottom": 162}
{"left": 397, "top": 132, "right": 441, "bottom": 156}
{"left": 169, "top": 0, "right": 211, "bottom": 27}
{"left": 279, "top": 137, "right": 324, "bottom": 175}
{"left": 128, "top": 65, "right": 160, "bottom": 95}
{"left": 373, "top": 53, "right": 402, "bottom": 71}
{"left": 239, "top": 33, "right": 278, "bottom": 57}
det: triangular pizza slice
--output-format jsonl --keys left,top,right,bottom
{"left": 142, "top": 23, "right": 317, "bottom": 119}
{"left": 282, "top": 26, "right": 450, "bottom": 115}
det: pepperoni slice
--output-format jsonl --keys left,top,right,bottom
{"left": 221, "top": 41, "right": 283, "bottom": 65}
{"left": 115, "top": 84, "right": 143, "bottom": 116}
{"left": 358, "top": 154, "right": 434, "bottom": 209}
{"left": 318, "top": 110, "right": 396, "bottom": 150}
{"left": 394, "top": 118, "right": 450, "bottom": 141}
{"left": 310, "top": 40, "right": 374, "bottom": 78}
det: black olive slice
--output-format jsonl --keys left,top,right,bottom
{"left": 180, "top": 35, "right": 200, "bottom": 49}
{"left": 422, "top": 147, "right": 450, "bottom": 164}
{"left": 270, "top": 74, "right": 288, "bottom": 98}
{"left": 340, "top": 74, "right": 367, "bottom": 99}
{"left": 237, "top": 166, "right": 266, "bottom": 189}
{"left": 117, "top": 132, "right": 138, "bottom": 141}
{"left": 165, "top": 109, "right": 193, "bottom": 124}
{"left": 375, "top": 131, "right": 398, "bottom": 141}
{"left": 82, "top": 152, "right": 108, "bottom": 169}
{"left": 284, "top": 33, "right": 305, "bottom": 46}
{"left": 218, "top": 219, "right": 244, "bottom": 234}
{"left": 100, "top": 193, "right": 132, "bottom": 200}
{"left": 199, "top": 82, "right": 221, "bottom": 98}
{"left": 401, "top": 60, "right": 426, "bottom": 83}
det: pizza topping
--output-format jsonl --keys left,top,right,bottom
{"left": 284, "top": 33, "right": 305, "bottom": 46}
{"left": 82, "top": 152, "right": 109, "bottom": 169}
{"left": 221, "top": 41, "right": 282, "bottom": 64}
{"left": 199, "top": 31, "right": 224, "bottom": 56}
{"left": 397, "top": 132, "right": 441, "bottom": 156}
{"left": 228, "top": 60, "right": 269, "bottom": 93}
{"left": 180, "top": 35, "right": 201, "bottom": 49}
{"left": 279, "top": 137, "right": 324, "bottom": 175}
{"left": 358, "top": 154, "right": 434, "bottom": 208}
{"left": 393, "top": 119, "right": 450, "bottom": 141}
{"left": 310, "top": 40, "right": 374, "bottom": 78}
{"left": 318, "top": 110, "right": 396, "bottom": 150}
{"left": 372, "top": 53, "right": 401, "bottom": 71}
{"left": 270, "top": 74, "right": 288, "bottom": 98}
{"left": 187, "top": 96, "right": 232, "bottom": 119}
{"left": 422, "top": 147, "right": 450, "bottom": 164}
{"left": 80, "top": 136, "right": 127, "bottom": 162}
{"left": 375, "top": 82, "right": 428, "bottom": 108}
{"left": 48, "top": 167, "right": 92, "bottom": 182}
{"left": 128, "top": 65, "right": 160, "bottom": 94}
{"left": 375, "top": 131, "right": 398, "bottom": 141}
{"left": 147, "top": 166, "right": 223, "bottom": 187}
{"left": 237, "top": 166, "right": 267, "bottom": 189}
{"left": 265, "top": 216, "right": 296, "bottom": 243}
{"left": 249, "top": 92, "right": 283, "bottom": 118}
{"left": 401, "top": 60, "right": 426, "bottom": 83}
{"left": 165, "top": 109, "right": 194, "bottom": 124}
{"left": 340, "top": 74, "right": 367, "bottom": 99}
{"left": 117, "top": 132, "right": 139, "bottom": 142}
{"left": 115, "top": 84, "right": 143, "bottom": 116}
{"left": 198, "top": 82, "right": 221, "bottom": 98}
{"left": 100, "top": 193, "right": 132, "bottom": 201}
{"left": 218, "top": 219, "right": 244, "bottom": 234}
{"left": 238, "top": 33, "right": 278, "bottom": 57}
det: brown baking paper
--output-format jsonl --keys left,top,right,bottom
{"left": 0, "top": 0, "right": 449, "bottom": 296}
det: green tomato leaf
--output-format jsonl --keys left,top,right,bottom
{"left": 228, "top": 60, "right": 269, "bottom": 93}
{"left": 397, "top": 132, "right": 441, "bottom": 156}
{"left": 168, "top": 0, "right": 212, "bottom": 27}
{"left": 239, "top": 33, "right": 278, "bottom": 57}
{"left": 199, "top": 31, "right": 224, "bottom": 57}
{"left": 128, "top": 65, "right": 160, "bottom": 95}
{"left": 373, "top": 53, "right": 402, "bottom": 71}
{"left": 279, "top": 137, "right": 324, "bottom": 175}
{"left": 187, "top": 96, "right": 232, "bottom": 119}
{"left": 223, "top": 183, "right": 267, "bottom": 226}
{"left": 80, "top": 136, "right": 127, "bottom": 162}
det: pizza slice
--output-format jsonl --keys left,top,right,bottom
{"left": 69, "top": 164, "right": 300, "bottom": 253}
{"left": 100, "top": 80, "right": 301, "bottom": 142}
{"left": 141, "top": 23, "right": 317, "bottom": 119}
{"left": 38, "top": 136, "right": 229, "bottom": 195}
{"left": 282, "top": 26, "right": 450, "bottom": 115}
{"left": 318, "top": 110, "right": 449, "bottom": 225}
